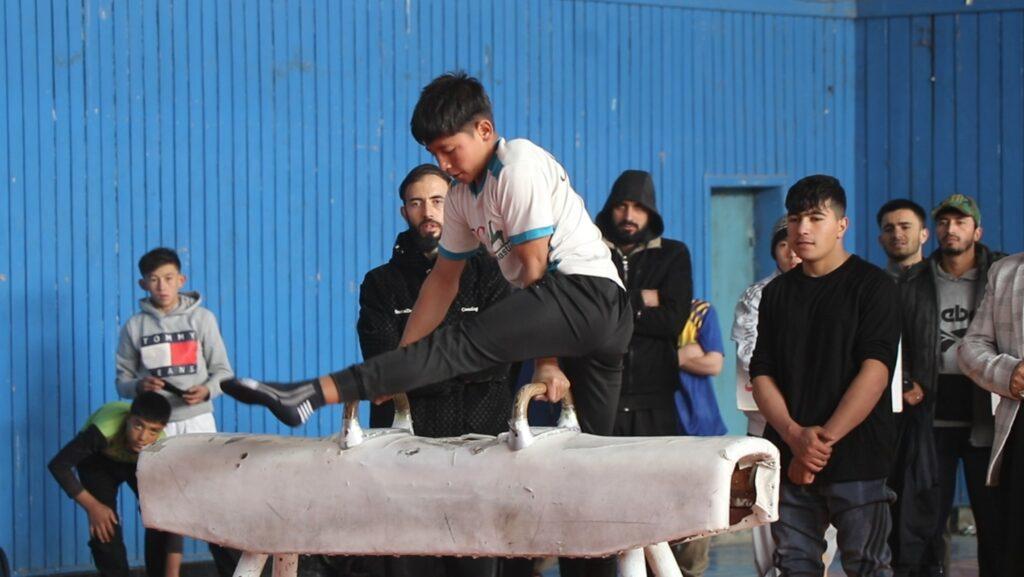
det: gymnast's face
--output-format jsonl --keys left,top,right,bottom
{"left": 426, "top": 118, "right": 496, "bottom": 185}
{"left": 401, "top": 174, "right": 449, "bottom": 240}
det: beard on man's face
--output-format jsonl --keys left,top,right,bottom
{"left": 409, "top": 218, "right": 442, "bottom": 252}
{"left": 940, "top": 241, "right": 973, "bottom": 256}
{"left": 939, "top": 233, "right": 974, "bottom": 257}
{"left": 612, "top": 220, "right": 648, "bottom": 246}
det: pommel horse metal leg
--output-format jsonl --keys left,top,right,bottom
{"left": 644, "top": 542, "right": 683, "bottom": 577}
{"left": 617, "top": 548, "right": 647, "bottom": 577}
{"left": 231, "top": 552, "right": 268, "bottom": 577}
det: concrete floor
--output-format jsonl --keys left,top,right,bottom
{"left": 702, "top": 532, "right": 979, "bottom": 577}
{"left": 130, "top": 529, "right": 983, "bottom": 577}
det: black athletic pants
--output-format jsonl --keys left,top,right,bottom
{"left": 997, "top": 415, "right": 1024, "bottom": 576}
{"left": 77, "top": 456, "right": 180, "bottom": 577}
{"left": 336, "top": 273, "right": 633, "bottom": 436}
{"left": 926, "top": 427, "right": 1002, "bottom": 577}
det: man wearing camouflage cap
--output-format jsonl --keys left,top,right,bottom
{"left": 897, "top": 194, "right": 1006, "bottom": 576}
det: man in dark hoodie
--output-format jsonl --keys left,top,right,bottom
{"left": 356, "top": 163, "right": 512, "bottom": 577}
{"left": 597, "top": 170, "right": 696, "bottom": 573}
{"left": 596, "top": 170, "right": 693, "bottom": 437}
{"left": 899, "top": 194, "right": 1005, "bottom": 577}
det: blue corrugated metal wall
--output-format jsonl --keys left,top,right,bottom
{"left": 1, "top": 2, "right": 855, "bottom": 572}
{"left": 2, "top": 0, "right": 1018, "bottom": 574}
{"left": 856, "top": 8, "right": 1024, "bottom": 261}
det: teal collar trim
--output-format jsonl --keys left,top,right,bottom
{"left": 470, "top": 141, "right": 504, "bottom": 197}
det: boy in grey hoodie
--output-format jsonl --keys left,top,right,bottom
{"left": 115, "top": 247, "right": 234, "bottom": 577}
{"left": 116, "top": 247, "right": 233, "bottom": 434}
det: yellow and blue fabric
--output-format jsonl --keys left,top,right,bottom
{"left": 676, "top": 300, "right": 728, "bottom": 436}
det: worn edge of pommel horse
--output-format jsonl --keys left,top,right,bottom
{"left": 139, "top": 384, "right": 779, "bottom": 577}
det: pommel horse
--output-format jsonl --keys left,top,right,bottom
{"left": 138, "top": 384, "right": 780, "bottom": 576}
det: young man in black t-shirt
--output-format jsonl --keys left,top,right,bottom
{"left": 750, "top": 175, "right": 900, "bottom": 576}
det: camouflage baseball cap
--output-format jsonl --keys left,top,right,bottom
{"left": 931, "top": 194, "right": 981, "bottom": 225}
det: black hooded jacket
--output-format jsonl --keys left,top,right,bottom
{"left": 596, "top": 171, "right": 693, "bottom": 407}
{"left": 357, "top": 229, "right": 513, "bottom": 437}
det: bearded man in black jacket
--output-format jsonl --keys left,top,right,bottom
{"left": 358, "top": 164, "right": 512, "bottom": 439}
{"left": 596, "top": 169, "right": 698, "bottom": 573}
{"left": 356, "top": 164, "right": 512, "bottom": 577}
{"left": 596, "top": 169, "right": 693, "bottom": 437}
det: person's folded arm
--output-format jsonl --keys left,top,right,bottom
{"left": 631, "top": 246, "right": 693, "bottom": 338}
{"left": 678, "top": 344, "right": 724, "bottom": 376}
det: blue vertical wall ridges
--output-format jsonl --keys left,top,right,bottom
{"left": 0, "top": 1, "right": 1020, "bottom": 574}
{"left": 856, "top": 10, "right": 1024, "bottom": 263}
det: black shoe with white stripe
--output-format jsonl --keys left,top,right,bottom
{"left": 221, "top": 377, "right": 325, "bottom": 427}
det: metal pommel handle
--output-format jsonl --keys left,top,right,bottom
{"left": 508, "top": 382, "right": 580, "bottom": 450}
{"left": 390, "top": 393, "right": 413, "bottom": 433}
{"left": 339, "top": 393, "right": 413, "bottom": 449}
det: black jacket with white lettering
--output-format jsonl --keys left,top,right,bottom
{"left": 356, "top": 229, "right": 513, "bottom": 437}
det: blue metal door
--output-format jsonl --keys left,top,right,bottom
{"left": 710, "top": 190, "right": 755, "bottom": 435}
{"left": 709, "top": 184, "right": 785, "bottom": 435}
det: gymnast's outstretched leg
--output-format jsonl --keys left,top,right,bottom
{"left": 223, "top": 274, "right": 631, "bottom": 428}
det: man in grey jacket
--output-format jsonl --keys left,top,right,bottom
{"left": 958, "top": 252, "right": 1024, "bottom": 576}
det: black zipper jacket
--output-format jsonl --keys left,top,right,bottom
{"left": 596, "top": 171, "right": 693, "bottom": 408}
{"left": 356, "top": 230, "right": 513, "bottom": 437}
{"left": 899, "top": 243, "right": 1004, "bottom": 445}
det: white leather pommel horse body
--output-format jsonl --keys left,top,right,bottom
{"left": 138, "top": 384, "right": 780, "bottom": 577}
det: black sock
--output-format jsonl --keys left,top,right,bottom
{"left": 306, "top": 378, "right": 326, "bottom": 410}
{"left": 222, "top": 376, "right": 329, "bottom": 427}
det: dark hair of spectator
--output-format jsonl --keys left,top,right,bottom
{"left": 130, "top": 391, "right": 172, "bottom": 425}
{"left": 138, "top": 247, "right": 181, "bottom": 277}
{"left": 875, "top": 198, "right": 926, "bottom": 228}
{"left": 399, "top": 164, "right": 452, "bottom": 202}
{"left": 410, "top": 71, "right": 494, "bottom": 145}
{"left": 785, "top": 174, "right": 847, "bottom": 217}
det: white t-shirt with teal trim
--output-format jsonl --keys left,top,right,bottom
{"left": 438, "top": 138, "right": 622, "bottom": 290}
